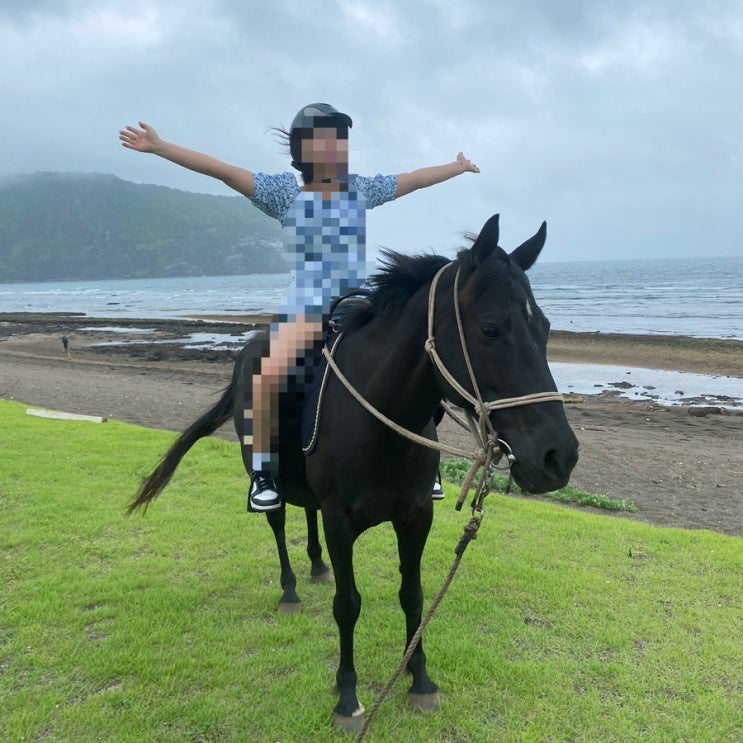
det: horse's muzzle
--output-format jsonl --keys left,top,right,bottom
{"left": 503, "top": 429, "right": 579, "bottom": 495}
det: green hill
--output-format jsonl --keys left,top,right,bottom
{"left": 0, "top": 172, "right": 288, "bottom": 281}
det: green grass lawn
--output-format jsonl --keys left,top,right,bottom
{"left": 1, "top": 400, "right": 741, "bottom": 742}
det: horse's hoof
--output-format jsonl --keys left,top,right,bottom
{"left": 332, "top": 704, "right": 365, "bottom": 733}
{"left": 408, "top": 690, "right": 441, "bottom": 712}
{"left": 277, "top": 600, "right": 301, "bottom": 614}
{"left": 310, "top": 567, "right": 333, "bottom": 584}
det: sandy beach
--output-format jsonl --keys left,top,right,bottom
{"left": 1, "top": 313, "right": 741, "bottom": 537}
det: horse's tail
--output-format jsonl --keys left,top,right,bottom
{"left": 127, "top": 383, "right": 235, "bottom": 515}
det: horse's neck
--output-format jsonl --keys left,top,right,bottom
{"left": 343, "top": 297, "right": 440, "bottom": 429}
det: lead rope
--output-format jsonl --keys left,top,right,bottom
{"left": 356, "top": 444, "right": 499, "bottom": 743}
{"left": 325, "top": 260, "right": 561, "bottom": 741}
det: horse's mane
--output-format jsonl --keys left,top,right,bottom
{"left": 341, "top": 249, "right": 452, "bottom": 334}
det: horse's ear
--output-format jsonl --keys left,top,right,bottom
{"left": 510, "top": 221, "right": 546, "bottom": 271}
{"left": 471, "top": 213, "right": 500, "bottom": 266}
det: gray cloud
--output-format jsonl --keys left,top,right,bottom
{"left": 2, "top": 0, "right": 742, "bottom": 261}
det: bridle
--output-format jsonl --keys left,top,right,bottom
{"left": 424, "top": 261, "right": 564, "bottom": 448}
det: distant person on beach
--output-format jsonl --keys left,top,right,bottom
{"left": 62, "top": 335, "right": 70, "bottom": 359}
{"left": 120, "top": 103, "right": 479, "bottom": 512}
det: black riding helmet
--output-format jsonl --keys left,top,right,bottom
{"left": 290, "top": 103, "right": 353, "bottom": 133}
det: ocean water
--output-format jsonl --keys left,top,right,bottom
{"left": 1, "top": 256, "right": 741, "bottom": 340}
{"left": 550, "top": 362, "right": 743, "bottom": 410}
{"left": 2, "top": 257, "right": 742, "bottom": 407}
{"left": 0, "top": 273, "right": 293, "bottom": 321}
{"left": 528, "top": 256, "right": 743, "bottom": 339}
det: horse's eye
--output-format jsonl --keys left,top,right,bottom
{"left": 480, "top": 323, "right": 502, "bottom": 339}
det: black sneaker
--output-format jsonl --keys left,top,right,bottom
{"left": 431, "top": 471, "right": 445, "bottom": 500}
{"left": 248, "top": 472, "right": 282, "bottom": 512}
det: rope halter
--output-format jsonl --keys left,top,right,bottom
{"left": 323, "top": 259, "right": 564, "bottom": 467}
{"left": 425, "top": 261, "right": 564, "bottom": 432}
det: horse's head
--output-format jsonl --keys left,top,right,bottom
{"left": 434, "top": 214, "right": 579, "bottom": 494}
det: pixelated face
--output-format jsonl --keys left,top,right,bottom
{"left": 300, "top": 126, "right": 349, "bottom": 167}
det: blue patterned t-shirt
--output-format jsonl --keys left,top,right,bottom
{"left": 249, "top": 172, "right": 398, "bottom": 320}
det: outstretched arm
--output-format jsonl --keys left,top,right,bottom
{"left": 395, "top": 152, "right": 479, "bottom": 199}
{"left": 119, "top": 122, "right": 255, "bottom": 199}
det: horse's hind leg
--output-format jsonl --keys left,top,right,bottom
{"left": 393, "top": 506, "right": 440, "bottom": 711}
{"left": 305, "top": 507, "right": 331, "bottom": 583}
{"left": 265, "top": 507, "right": 301, "bottom": 614}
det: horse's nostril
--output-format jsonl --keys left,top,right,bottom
{"left": 545, "top": 448, "right": 564, "bottom": 475}
{"left": 545, "top": 446, "right": 578, "bottom": 479}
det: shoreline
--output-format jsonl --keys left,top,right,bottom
{"left": 1, "top": 312, "right": 742, "bottom": 379}
{"left": 548, "top": 330, "right": 743, "bottom": 379}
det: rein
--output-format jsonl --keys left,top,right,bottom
{"left": 322, "top": 260, "right": 564, "bottom": 469}
{"left": 321, "top": 341, "right": 476, "bottom": 459}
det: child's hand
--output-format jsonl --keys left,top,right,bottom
{"left": 119, "top": 122, "right": 161, "bottom": 153}
{"left": 457, "top": 152, "right": 480, "bottom": 174}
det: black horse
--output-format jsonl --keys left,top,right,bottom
{"left": 129, "top": 214, "right": 579, "bottom": 732}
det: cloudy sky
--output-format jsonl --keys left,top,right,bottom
{"left": 2, "top": 0, "right": 742, "bottom": 262}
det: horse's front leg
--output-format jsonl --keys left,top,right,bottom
{"left": 304, "top": 507, "right": 332, "bottom": 583}
{"left": 393, "top": 504, "right": 440, "bottom": 710}
{"left": 265, "top": 507, "right": 301, "bottom": 614}
{"left": 321, "top": 507, "right": 365, "bottom": 732}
